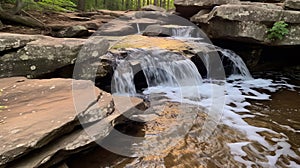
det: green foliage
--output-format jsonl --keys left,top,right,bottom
{"left": 36, "top": 0, "right": 76, "bottom": 11}
{"left": 2, "top": 0, "right": 175, "bottom": 12}
{"left": 81, "top": 0, "right": 175, "bottom": 11}
{"left": 2, "top": 0, "right": 76, "bottom": 12}
{"left": 267, "top": 21, "right": 289, "bottom": 41}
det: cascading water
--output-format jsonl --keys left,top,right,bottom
{"left": 106, "top": 28, "right": 300, "bottom": 167}
{"left": 136, "top": 23, "right": 141, "bottom": 34}
{"left": 220, "top": 49, "right": 253, "bottom": 79}
{"left": 169, "top": 25, "right": 195, "bottom": 38}
{"left": 112, "top": 49, "right": 202, "bottom": 95}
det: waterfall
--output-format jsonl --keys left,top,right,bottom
{"left": 191, "top": 42, "right": 253, "bottom": 79}
{"left": 112, "top": 49, "right": 202, "bottom": 95}
{"left": 112, "top": 59, "right": 136, "bottom": 95}
{"left": 219, "top": 49, "right": 253, "bottom": 79}
{"left": 136, "top": 23, "right": 141, "bottom": 34}
{"left": 165, "top": 25, "right": 195, "bottom": 38}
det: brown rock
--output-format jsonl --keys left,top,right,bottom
{"left": 0, "top": 77, "right": 114, "bottom": 166}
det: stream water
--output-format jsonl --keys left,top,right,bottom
{"left": 68, "top": 26, "right": 300, "bottom": 168}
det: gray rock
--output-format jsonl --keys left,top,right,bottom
{"left": 174, "top": 0, "right": 240, "bottom": 18}
{"left": 143, "top": 24, "right": 172, "bottom": 37}
{"left": 0, "top": 34, "right": 110, "bottom": 78}
{"left": 141, "top": 5, "right": 167, "bottom": 12}
{"left": 96, "top": 21, "right": 136, "bottom": 36}
{"left": 174, "top": 0, "right": 239, "bottom": 8}
{"left": 95, "top": 12, "right": 168, "bottom": 36}
{"left": 143, "top": 24, "right": 196, "bottom": 37}
{"left": 57, "top": 25, "right": 89, "bottom": 38}
{"left": 284, "top": 0, "right": 300, "bottom": 10}
{"left": 0, "top": 33, "right": 40, "bottom": 52}
{"left": 191, "top": 4, "right": 300, "bottom": 45}
{"left": 0, "top": 20, "right": 3, "bottom": 29}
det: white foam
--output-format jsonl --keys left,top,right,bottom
{"left": 143, "top": 74, "right": 300, "bottom": 167}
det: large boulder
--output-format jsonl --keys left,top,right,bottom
{"left": 0, "top": 33, "right": 110, "bottom": 78}
{"left": 191, "top": 4, "right": 300, "bottom": 45}
{"left": 141, "top": 5, "right": 167, "bottom": 12}
{"left": 56, "top": 25, "right": 89, "bottom": 38}
{"left": 284, "top": 0, "right": 300, "bottom": 10}
{"left": 0, "top": 77, "right": 113, "bottom": 166}
{"left": 174, "top": 0, "right": 240, "bottom": 18}
{"left": 142, "top": 24, "right": 196, "bottom": 37}
{"left": 95, "top": 11, "right": 167, "bottom": 36}
{"left": 0, "top": 77, "right": 143, "bottom": 167}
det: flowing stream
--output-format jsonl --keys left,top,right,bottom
{"left": 67, "top": 26, "right": 300, "bottom": 168}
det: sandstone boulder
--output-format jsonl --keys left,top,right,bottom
{"left": 0, "top": 77, "right": 113, "bottom": 166}
{"left": 0, "top": 77, "right": 144, "bottom": 167}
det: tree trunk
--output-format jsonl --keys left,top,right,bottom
{"left": 95, "top": 0, "right": 98, "bottom": 8}
{"left": 77, "top": 0, "right": 85, "bottom": 11}
{"left": 0, "top": 10, "right": 44, "bottom": 28}
{"left": 12, "top": 0, "right": 24, "bottom": 15}
{"left": 154, "top": 0, "right": 158, "bottom": 6}
{"left": 137, "top": 0, "right": 141, "bottom": 10}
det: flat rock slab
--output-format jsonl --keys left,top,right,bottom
{"left": 0, "top": 33, "right": 110, "bottom": 78}
{"left": 0, "top": 77, "right": 113, "bottom": 166}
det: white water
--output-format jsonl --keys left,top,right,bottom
{"left": 136, "top": 23, "right": 141, "bottom": 34}
{"left": 112, "top": 49, "right": 202, "bottom": 95}
{"left": 169, "top": 25, "right": 195, "bottom": 38}
{"left": 111, "top": 47, "right": 300, "bottom": 167}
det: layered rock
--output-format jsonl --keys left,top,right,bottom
{"left": 0, "top": 33, "right": 110, "bottom": 79}
{"left": 191, "top": 3, "right": 300, "bottom": 45}
{"left": 284, "top": 0, "right": 300, "bottom": 10}
{"left": 0, "top": 77, "right": 143, "bottom": 167}
{"left": 174, "top": 0, "right": 240, "bottom": 18}
{"left": 141, "top": 5, "right": 167, "bottom": 12}
{"left": 0, "top": 77, "right": 112, "bottom": 166}
{"left": 95, "top": 11, "right": 166, "bottom": 36}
